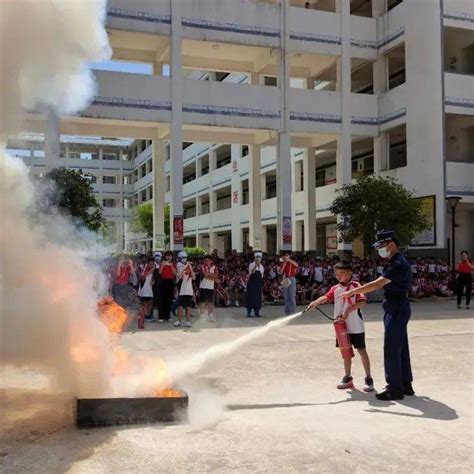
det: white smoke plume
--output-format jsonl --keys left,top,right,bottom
{"left": 0, "top": 0, "right": 111, "bottom": 134}
{"left": 0, "top": 0, "right": 112, "bottom": 397}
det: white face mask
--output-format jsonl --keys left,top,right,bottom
{"left": 378, "top": 247, "right": 390, "bottom": 259}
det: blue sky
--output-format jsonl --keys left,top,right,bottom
{"left": 90, "top": 60, "right": 170, "bottom": 76}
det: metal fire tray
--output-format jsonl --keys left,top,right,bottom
{"left": 76, "top": 394, "right": 188, "bottom": 428}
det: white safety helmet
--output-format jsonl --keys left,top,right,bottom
{"left": 254, "top": 252, "right": 263, "bottom": 259}
{"left": 153, "top": 251, "right": 162, "bottom": 261}
{"left": 178, "top": 250, "right": 187, "bottom": 259}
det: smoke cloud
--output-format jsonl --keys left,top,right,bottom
{"left": 0, "top": 0, "right": 111, "bottom": 397}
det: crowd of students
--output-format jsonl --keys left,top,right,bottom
{"left": 107, "top": 250, "right": 471, "bottom": 326}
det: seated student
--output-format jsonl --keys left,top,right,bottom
{"left": 310, "top": 282, "right": 320, "bottom": 301}
{"left": 296, "top": 282, "right": 305, "bottom": 305}
{"left": 215, "top": 282, "right": 231, "bottom": 307}
{"left": 270, "top": 280, "right": 281, "bottom": 303}
{"left": 411, "top": 278, "right": 424, "bottom": 299}
{"left": 437, "top": 278, "right": 452, "bottom": 297}
{"left": 303, "top": 282, "right": 313, "bottom": 304}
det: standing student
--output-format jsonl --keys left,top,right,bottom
{"left": 199, "top": 255, "right": 218, "bottom": 322}
{"left": 138, "top": 257, "right": 155, "bottom": 321}
{"left": 174, "top": 260, "right": 196, "bottom": 328}
{"left": 278, "top": 251, "right": 299, "bottom": 315}
{"left": 309, "top": 261, "right": 374, "bottom": 392}
{"left": 158, "top": 251, "right": 176, "bottom": 322}
{"left": 456, "top": 251, "right": 473, "bottom": 309}
{"left": 340, "top": 230, "right": 414, "bottom": 401}
{"left": 112, "top": 256, "right": 134, "bottom": 307}
{"left": 246, "top": 252, "right": 264, "bottom": 318}
{"left": 150, "top": 252, "right": 162, "bottom": 321}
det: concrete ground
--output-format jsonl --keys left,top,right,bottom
{"left": 2, "top": 300, "right": 473, "bottom": 473}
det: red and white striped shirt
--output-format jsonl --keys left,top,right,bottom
{"left": 325, "top": 280, "right": 367, "bottom": 334}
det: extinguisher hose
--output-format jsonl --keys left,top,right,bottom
{"left": 298, "top": 306, "right": 336, "bottom": 321}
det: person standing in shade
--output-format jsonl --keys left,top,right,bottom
{"left": 158, "top": 251, "right": 176, "bottom": 322}
{"left": 199, "top": 255, "right": 219, "bottom": 322}
{"left": 339, "top": 230, "right": 414, "bottom": 401}
{"left": 456, "top": 251, "right": 473, "bottom": 309}
{"left": 246, "top": 252, "right": 264, "bottom": 318}
{"left": 279, "top": 251, "right": 299, "bottom": 315}
{"left": 150, "top": 251, "right": 162, "bottom": 322}
{"left": 111, "top": 255, "right": 134, "bottom": 307}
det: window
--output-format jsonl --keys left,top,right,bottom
{"left": 103, "top": 199, "right": 116, "bottom": 208}
{"left": 123, "top": 174, "right": 131, "bottom": 185}
{"left": 316, "top": 169, "right": 326, "bottom": 188}
{"left": 388, "top": 124, "right": 407, "bottom": 170}
{"left": 102, "top": 175, "right": 116, "bottom": 184}
{"left": 141, "top": 190, "right": 147, "bottom": 202}
{"left": 216, "top": 72, "right": 230, "bottom": 82}
{"left": 166, "top": 176, "right": 171, "bottom": 192}
{"left": 123, "top": 198, "right": 131, "bottom": 208}
{"left": 83, "top": 174, "right": 97, "bottom": 184}
{"left": 103, "top": 152, "right": 118, "bottom": 161}
{"left": 241, "top": 179, "right": 249, "bottom": 205}
{"left": 183, "top": 142, "right": 193, "bottom": 150}
{"left": 140, "top": 164, "right": 147, "bottom": 178}
{"left": 264, "top": 76, "right": 277, "bottom": 87}
{"left": 387, "top": 0, "right": 403, "bottom": 12}
{"left": 242, "top": 145, "right": 249, "bottom": 157}
{"left": 265, "top": 175, "right": 277, "bottom": 199}
{"left": 80, "top": 152, "right": 93, "bottom": 160}
{"left": 147, "top": 159, "right": 153, "bottom": 173}
{"left": 69, "top": 151, "right": 80, "bottom": 159}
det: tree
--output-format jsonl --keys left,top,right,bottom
{"left": 131, "top": 202, "right": 170, "bottom": 244}
{"left": 42, "top": 167, "right": 104, "bottom": 231}
{"left": 329, "top": 176, "right": 430, "bottom": 256}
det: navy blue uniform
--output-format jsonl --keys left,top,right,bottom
{"left": 382, "top": 252, "right": 413, "bottom": 394}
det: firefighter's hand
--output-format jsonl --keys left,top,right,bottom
{"left": 340, "top": 310, "right": 350, "bottom": 320}
{"left": 338, "top": 288, "right": 355, "bottom": 299}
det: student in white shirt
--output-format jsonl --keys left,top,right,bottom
{"left": 174, "top": 257, "right": 196, "bottom": 328}
{"left": 199, "top": 255, "right": 219, "bottom": 322}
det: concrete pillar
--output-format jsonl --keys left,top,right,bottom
{"left": 153, "top": 62, "right": 163, "bottom": 75}
{"left": 371, "top": 0, "right": 386, "bottom": 18}
{"left": 373, "top": 133, "right": 388, "bottom": 174}
{"left": 44, "top": 107, "right": 60, "bottom": 171}
{"left": 261, "top": 225, "right": 268, "bottom": 252}
{"left": 231, "top": 144, "right": 243, "bottom": 252}
{"left": 209, "top": 148, "right": 217, "bottom": 172}
{"left": 294, "top": 221, "right": 303, "bottom": 251}
{"left": 250, "top": 72, "right": 260, "bottom": 85}
{"left": 277, "top": 0, "right": 292, "bottom": 252}
{"left": 152, "top": 138, "right": 166, "bottom": 251}
{"left": 303, "top": 147, "right": 317, "bottom": 251}
{"left": 196, "top": 232, "right": 204, "bottom": 249}
{"left": 196, "top": 157, "right": 202, "bottom": 177}
{"left": 336, "top": 0, "right": 352, "bottom": 254}
{"left": 249, "top": 145, "right": 263, "bottom": 250}
{"left": 170, "top": 0, "right": 184, "bottom": 251}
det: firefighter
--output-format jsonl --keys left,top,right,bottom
{"left": 339, "top": 230, "right": 414, "bottom": 401}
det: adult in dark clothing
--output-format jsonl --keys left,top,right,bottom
{"left": 149, "top": 252, "right": 162, "bottom": 321}
{"left": 340, "top": 230, "right": 414, "bottom": 401}
{"left": 246, "top": 252, "right": 264, "bottom": 317}
{"left": 456, "top": 251, "right": 473, "bottom": 309}
{"left": 158, "top": 251, "right": 176, "bottom": 322}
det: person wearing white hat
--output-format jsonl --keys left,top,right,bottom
{"left": 246, "top": 252, "right": 264, "bottom": 317}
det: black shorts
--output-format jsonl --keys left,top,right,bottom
{"left": 200, "top": 289, "right": 214, "bottom": 303}
{"left": 336, "top": 332, "right": 366, "bottom": 349}
{"left": 178, "top": 295, "right": 193, "bottom": 308}
{"left": 140, "top": 296, "right": 153, "bottom": 302}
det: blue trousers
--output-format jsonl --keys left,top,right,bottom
{"left": 282, "top": 277, "right": 297, "bottom": 315}
{"left": 383, "top": 299, "right": 413, "bottom": 393}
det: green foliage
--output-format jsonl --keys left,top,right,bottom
{"left": 329, "top": 176, "right": 430, "bottom": 254}
{"left": 131, "top": 202, "right": 170, "bottom": 243}
{"left": 43, "top": 167, "right": 104, "bottom": 231}
{"left": 184, "top": 246, "right": 207, "bottom": 259}
{"left": 131, "top": 202, "right": 153, "bottom": 237}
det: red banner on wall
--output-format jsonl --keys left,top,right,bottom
{"left": 173, "top": 215, "right": 183, "bottom": 246}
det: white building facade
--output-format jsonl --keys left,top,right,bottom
{"left": 26, "top": 0, "right": 473, "bottom": 257}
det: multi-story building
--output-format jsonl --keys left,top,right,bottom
{"left": 7, "top": 133, "right": 134, "bottom": 248}
{"left": 25, "top": 0, "right": 473, "bottom": 258}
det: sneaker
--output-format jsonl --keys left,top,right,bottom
{"left": 185, "top": 321, "right": 192, "bottom": 327}
{"left": 235, "top": 301, "right": 239, "bottom": 307}
{"left": 376, "top": 389, "right": 404, "bottom": 401}
{"left": 158, "top": 319, "right": 164, "bottom": 323}
{"left": 467, "top": 305, "right": 470, "bottom": 309}
{"left": 174, "top": 321, "right": 181, "bottom": 327}
{"left": 208, "top": 313, "right": 215, "bottom": 322}
{"left": 363, "top": 376, "right": 374, "bottom": 392}
{"left": 337, "top": 375, "right": 354, "bottom": 390}
{"left": 403, "top": 383, "right": 415, "bottom": 396}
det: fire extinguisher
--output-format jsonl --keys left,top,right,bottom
{"left": 310, "top": 306, "right": 354, "bottom": 360}
{"left": 334, "top": 319, "right": 354, "bottom": 360}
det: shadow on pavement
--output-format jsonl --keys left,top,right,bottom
{"left": 226, "top": 390, "right": 458, "bottom": 422}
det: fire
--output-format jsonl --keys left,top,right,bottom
{"left": 97, "top": 296, "right": 128, "bottom": 334}
{"left": 95, "top": 296, "right": 183, "bottom": 398}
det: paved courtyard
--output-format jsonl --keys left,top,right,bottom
{"left": 2, "top": 300, "right": 473, "bottom": 473}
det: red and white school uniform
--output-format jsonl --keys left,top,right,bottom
{"left": 325, "top": 280, "right": 367, "bottom": 334}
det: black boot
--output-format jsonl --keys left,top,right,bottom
{"left": 376, "top": 389, "right": 404, "bottom": 401}
{"left": 403, "top": 383, "right": 415, "bottom": 396}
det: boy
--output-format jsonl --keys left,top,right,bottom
{"left": 174, "top": 260, "right": 196, "bottom": 328}
{"left": 308, "top": 261, "right": 374, "bottom": 392}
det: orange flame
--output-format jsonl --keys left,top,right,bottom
{"left": 93, "top": 297, "right": 184, "bottom": 398}
{"left": 97, "top": 296, "right": 128, "bottom": 334}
